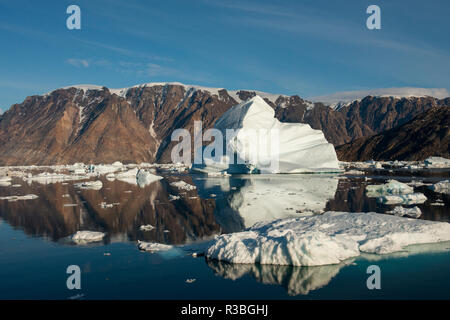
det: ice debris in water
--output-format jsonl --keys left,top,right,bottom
{"left": 366, "top": 180, "right": 414, "bottom": 197}
{"left": 139, "top": 224, "right": 155, "bottom": 231}
{"left": 74, "top": 180, "right": 103, "bottom": 190}
{"left": 428, "top": 180, "right": 450, "bottom": 195}
{"left": 170, "top": 180, "right": 197, "bottom": 191}
{"left": 137, "top": 241, "right": 174, "bottom": 252}
{"left": 386, "top": 206, "right": 422, "bottom": 218}
{"left": 366, "top": 179, "right": 426, "bottom": 204}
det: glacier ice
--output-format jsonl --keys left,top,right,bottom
{"left": 206, "top": 211, "right": 450, "bottom": 266}
{"left": 192, "top": 96, "right": 340, "bottom": 174}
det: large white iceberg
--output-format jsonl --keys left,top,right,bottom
{"left": 192, "top": 96, "right": 340, "bottom": 174}
{"left": 206, "top": 211, "right": 450, "bottom": 266}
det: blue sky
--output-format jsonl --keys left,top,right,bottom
{"left": 0, "top": 0, "right": 449, "bottom": 112}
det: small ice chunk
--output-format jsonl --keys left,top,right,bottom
{"left": 378, "top": 193, "right": 427, "bottom": 205}
{"left": 428, "top": 180, "right": 450, "bottom": 195}
{"left": 424, "top": 157, "right": 450, "bottom": 168}
{"left": 71, "top": 231, "right": 105, "bottom": 243}
{"left": 169, "top": 194, "right": 180, "bottom": 201}
{"left": 366, "top": 180, "right": 414, "bottom": 197}
{"left": 136, "top": 169, "right": 163, "bottom": 187}
{"left": 74, "top": 180, "right": 103, "bottom": 190}
{"left": 170, "top": 180, "right": 197, "bottom": 191}
{"left": 137, "top": 241, "right": 174, "bottom": 252}
{"left": 185, "top": 279, "right": 196, "bottom": 284}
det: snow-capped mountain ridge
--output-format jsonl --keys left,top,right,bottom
{"left": 51, "top": 82, "right": 289, "bottom": 105}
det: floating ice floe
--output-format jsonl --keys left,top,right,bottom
{"left": 366, "top": 180, "right": 414, "bottom": 197}
{"left": 71, "top": 231, "right": 105, "bottom": 243}
{"left": 387, "top": 206, "right": 422, "bottom": 218}
{"left": 170, "top": 180, "right": 197, "bottom": 191}
{"left": 0, "top": 176, "right": 12, "bottom": 182}
{"left": 0, "top": 194, "right": 38, "bottom": 201}
{"left": 345, "top": 170, "right": 365, "bottom": 175}
{"left": 207, "top": 259, "right": 350, "bottom": 296}
{"left": 24, "top": 172, "right": 86, "bottom": 185}
{"left": 428, "top": 180, "right": 450, "bottom": 195}
{"left": 136, "top": 169, "right": 163, "bottom": 187}
{"left": 74, "top": 180, "right": 103, "bottom": 190}
{"left": 199, "top": 175, "right": 338, "bottom": 229}
{"left": 100, "top": 202, "right": 119, "bottom": 209}
{"left": 115, "top": 168, "right": 139, "bottom": 184}
{"left": 378, "top": 193, "right": 427, "bottom": 205}
{"left": 366, "top": 179, "right": 426, "bottom": 204}
{"left": 205, "top": 211, "right": 450, "bottom": 266}
{"left": 169, "top": 194, "right": 180, "bottom": 201}
{"left": 192, "top": 96, "right": 340, "bottom": 174}
{"left": 137, "top": 241, "right": 174, "bottom": 252}
{"left": 424, "top": 157, "right": 450, "bottom": 168}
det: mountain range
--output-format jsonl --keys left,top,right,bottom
{"left": 0, "top": 83, "right": 448, "bottom": 165}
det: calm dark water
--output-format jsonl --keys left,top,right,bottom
{"left": 0, "top": 170, "right": 449, "bottom": 299}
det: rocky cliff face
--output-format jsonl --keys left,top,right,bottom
{"left": 336, "top": 106, "right": 450, "bottom": 161}
{"left": 0, "top": 83, "right": 448, "bottom": 165}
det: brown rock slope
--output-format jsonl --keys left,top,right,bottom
{"left": 336, "top": 106, "right": 450, "bottom": 161}
{"left": 0, "top": 83, "right": 448, "bottom": 165}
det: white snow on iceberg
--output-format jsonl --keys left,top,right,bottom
{"left": 192, "top": 96, "right": 340, "bottom": 174}
{"left": 71, "top": 231, "right": 105, "bottom": 243}
{"left": 206, "top": 211, "right": 450, "bottom": 267}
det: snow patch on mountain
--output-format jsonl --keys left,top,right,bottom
{"left": 309, "top": 87, "right": 449, "bottom": 108}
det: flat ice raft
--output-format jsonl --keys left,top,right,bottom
{"left": 206, "top": 211, "right": 450, "bottom": 266}
{"left": 192, "top": 96, "right": 340, "bottom": 174}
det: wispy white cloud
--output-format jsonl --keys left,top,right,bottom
{"left": 309, "top": 87, "right": 450, "bottom": 105}
{"left": 66, "top": 58, "right": 89, "bottom": 68}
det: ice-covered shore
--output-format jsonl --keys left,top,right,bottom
{"left": 206, "top": 211, "right": 450, "bottom": 267}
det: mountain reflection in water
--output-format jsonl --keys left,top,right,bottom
{"left": 0, "top": 172, "right": 448, "bottom": 246}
